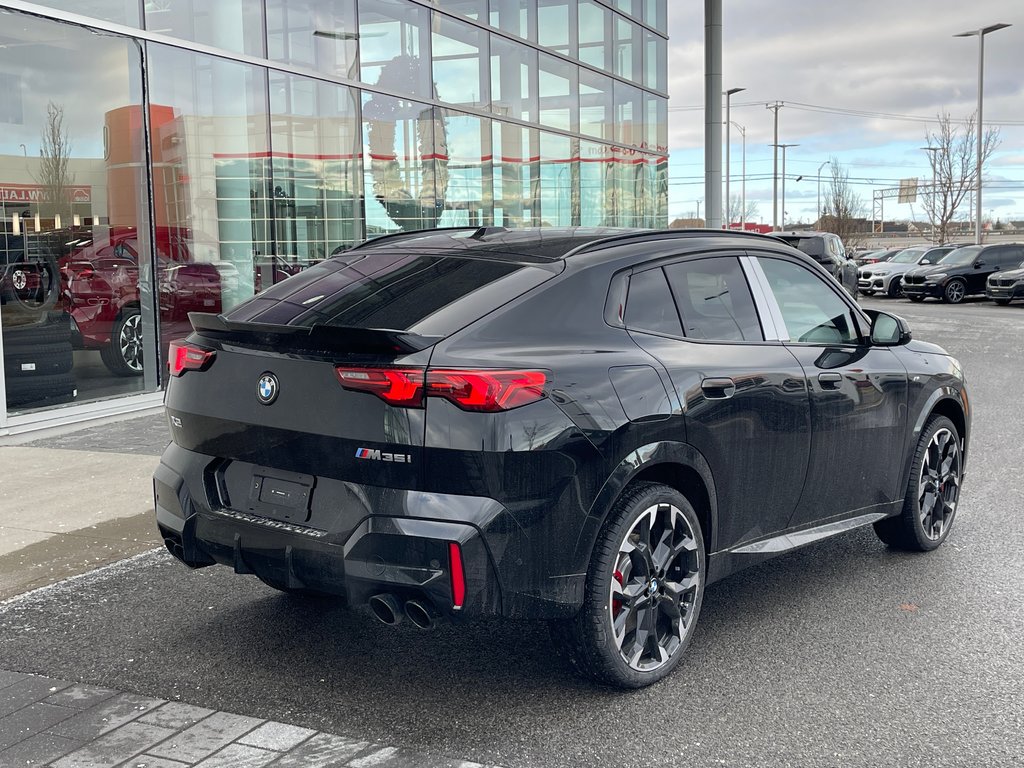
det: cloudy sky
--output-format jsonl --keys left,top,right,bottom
{"left": 665, "top": 0, "right": 1024, "bottom": 226}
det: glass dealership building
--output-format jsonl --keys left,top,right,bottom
{"left": 0, "top": 0, "right": 668, "bottom": 433}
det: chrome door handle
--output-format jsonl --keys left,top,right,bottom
{"left": 701, "top": 377, "right": 736, "bottom": 399}
{"left": 818, "top": 372, "right": 843, "bottom": 388}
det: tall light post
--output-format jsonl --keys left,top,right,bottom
{"left": 724, "top": 87, "right": 745, "bottom": 227}
{"left": 920, "top": 146, "right": 940, "bottom": 242}
{"left": 731, "top": 121, "right": 746, "bottom": 228}
{"left": 816, "top": 160, "right": 829, "bottom": 227}
{"left": 772, "top": 143, "right": 799, "bottom": 230}
{"left": 954, "top": 22, "right": 1011, "bottom": 245}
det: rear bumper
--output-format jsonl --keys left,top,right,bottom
{"left": 154, "top": 442, "right": 582, "bottom": 621}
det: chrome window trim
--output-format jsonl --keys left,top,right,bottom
{"left": 740, "top": 254, "right": 786, "bottom": 341}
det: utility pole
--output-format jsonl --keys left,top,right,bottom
{"left": 766, "top": 101, "right": 783, "bottom": 230}
{"left": 816, "top": 160, "right": 828, "bottom": 228}
{"left": 771, "top": 143, "right": 798, "bottom": 230}
{"left": 731, "top": 122, "right": 747, "bottom": 229}
{"left": 724, "top": 87, "right": 745, "bottom": 228}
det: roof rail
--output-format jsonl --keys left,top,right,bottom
{"left": 345, "top": 226, "right": 479, "bottom": 252}
{"left": 565, "top": 227, "right": 779, "bottom": 258}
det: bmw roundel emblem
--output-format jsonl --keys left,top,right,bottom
{"left": 257, "top": 373, "right": 279, "bottom": 405}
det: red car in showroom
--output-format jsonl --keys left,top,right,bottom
{"left": 59, "top": 229, "right": 234, "bottom": 375}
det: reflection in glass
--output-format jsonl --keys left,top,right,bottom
{"left": 489, "top": 0, "right": 534, "bottom": 40}
{"left": 146, "top": 44, "right": 270, "bottom": 363}
{"left": 269, "top": 73, "right": 362, "bottom": 291}
{"left": 539, "top": 132, "right": 577, "bottom": 227}
{"left": 0, "top": 14, "right": 152, "bottom": 412}
{"left": 266, "top": 0, "right": 358, "bottom": 81}
{"left": 644, "top": 31, "right": 667, "bottom": 92}
{"left": 432, "top": 14, "right": 489, "bottom": 109}
{"left": 492, "top": 123, "right": 536, "bottom": 228}
{"left": 538, "top": 53, "right": 578, "bottom": 133}
{"left": 144, "top": 0, "right": 264, "bottom": 57}
{"left": 491, "top": 35, "right": 537, "bottom": 123}
{"left": 580, "top": 69, "right": 612, "bottom": 141}
{"left": 27, "top": 0, "right": 140, "bottom": 26}
{"left": 613, "top": 16, "right": 641, "bottom": 82}
{"left": 433, "top": 0, "right": 487, "bottom": 21}
{"left": 358, "top": 0, "right": 431, "bottom": 99}
{"left": 537, "top": 0, "right": 575, "bottom": 57}
{"left": 613, "top": 79, "right": 643, "bottom": 146}
{"left": 363, "top": 93, "right": 445, "bottom": 232}
{"left": 578, "top": 0, "right": 609, "bottom": 71}
{"left": 438, "top": 111, "right": 490, "bottom": 228}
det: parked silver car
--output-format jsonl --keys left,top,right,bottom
{"left": 858, "top": 245, "right": 956, "bottom": 297}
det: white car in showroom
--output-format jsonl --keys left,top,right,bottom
{"left": 858, "top": 245, "right": 956, "bottom": 297}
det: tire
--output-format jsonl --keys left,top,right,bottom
{"left": 2, "top": 311, "right": 72, "bottom": 347}
{"left": 861, "top": 290, "right": 875, "bottom": 296}
{"left": 2, "top": 256, "right": 59, "bottom": 312}
{"left": 874, "top": 415, "right": 962, "bottom": 552}
{"left": 5, "top": 372, "right": 76, "bottom": 408}
{"left": 886, "top": 277, "right": 904, "bottom": 298}
{"left": 3, "top": 342, "right": 73, "bottom": 377}
{"left": 942, "top": 278, "right": 967, "bottom": 304}
{"left": 100, "top": 308, "right": 144, "bottom": 377}
{"left": 551, "top": 482, "right": 706, "bottom": 688}
{"left": 908, "top": 295, "right": 925, "bottom": 303}
{"left": 993, "top": 298, "right": 1011, "bottom": 306}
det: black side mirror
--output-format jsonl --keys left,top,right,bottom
{"left": 867, "top": 310, "right": 912, "bottom": 346}
{"left": 974, "top": 260, "right": 985, "bottom": 268}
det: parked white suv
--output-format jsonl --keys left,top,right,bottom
{"left": 858, "top": 245, "right": 956, "bottom": 297}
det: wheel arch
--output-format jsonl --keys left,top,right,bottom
{"left": 576, "top": 442, "right": 720, "bottom": 569}
{"left": 904, "top": 388, "right": 970, "bottom": 489}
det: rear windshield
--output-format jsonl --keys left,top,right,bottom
{"left": 224, "top": 250, "right": 559, "bottom": 337}
{"left": 777, "top": 236, "right": 825, "bottom": 257}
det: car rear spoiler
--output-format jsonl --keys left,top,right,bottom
{"left": 188, "top": 312, "right": 442, "bottom": 354}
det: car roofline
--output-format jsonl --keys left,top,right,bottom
{"left": 564, "top": 228, "right": 788, "bottom": 259}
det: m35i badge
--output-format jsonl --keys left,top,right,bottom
{"left": 257, "top": 373, "right": 279, "bottom": 405}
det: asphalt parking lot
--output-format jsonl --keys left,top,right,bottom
{"left": 1, "top": 295, "right": 1022, "bottom": 768}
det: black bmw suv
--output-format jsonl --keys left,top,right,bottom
{"left": 155, "top": 227, "right": 970, "bottom": 688}
{"left": 902, "top": 242, "right": 1024, "bottom": 303}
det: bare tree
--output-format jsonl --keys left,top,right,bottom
{"left": 923, "top": 112, "right": 999, "bottom": 244}
{"left": 819, "top": 157, "right": 866, "bottom": 248}
{"left": 36, "top": 101, "right": 75, "bottom": 224}
{"left": 727, "top": 194, "right": 759, "bottom": 225}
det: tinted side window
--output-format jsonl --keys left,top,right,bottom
{"left": 663, "top": 257, "right": 763, "bottom": 341}
{"left": 758, "top": 257, "right": 858, "bottom": 344}
{"left": 624, "top": 267, "right": 683, "bottom": 336}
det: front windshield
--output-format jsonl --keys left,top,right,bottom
{"left": 938, "top": 245, "right": 983, "bottom": 266}
{"left": 891, "top": 248, "right": 926, "bottom": 264}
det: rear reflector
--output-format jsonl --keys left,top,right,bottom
{"left": 448, "top": 541, "right": 465, "bottom": 609}
{"left": 334, "top": 366, "right": 546, "bottom": 412}
{"left": 168, "top": 341, "right": 215, "bottom": 377}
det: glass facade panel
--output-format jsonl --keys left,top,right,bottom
{"left": 538, "top": 132, "right": 577, "bottom": 227}
{"left": 613, "top": 79, "right": 643, "bottom": 146}
{"left": 433, "top": 0, "right": 487, "bottom": 22}
{"left": 144, "top": 0, "right": 264, "bottom": 57}
{"left": 438, "top": 111, "right": 490, "bottom": 228}
{"left": 491, "top": 122, "right": 536, "bottom": 228}
{"left": 538, "top": 52, "right": 578, "bottom": 133}
{"left": 537, "top": 0, "right": 575, "bottom": 58}
{"left": 579, "top": 69, "right": 612, "bottom": 141}
{"left": 363, "top": 93, "right": 444, "bottom": 233}
{"left": 25, "top": 0, "right": 140, "bottom": 26}
{"left": 613, "top": 16, "right": 642, "bottom": 82}
{"left": 358, "top": 0, "right": 432, "bottom": 100}
{"left": 266, "top": 0, "right": 359, "bottom": 81}
{"left": 432, "top": 14, "right": 489, "bottom": 109}
{"left": 268, "top": 73, "right": 362, "bottom": 289}
{"left": 146, "top": 44, "right": 269, "bottom": 363}
{"left": 489, "top": 0, "right": 534, "bottom": 40}
{"left": 580, "top": 141, "right": 610, "bottom": 227}
{"left": 644, "top": 30, "right": 667, "bottom": 92}
{"left": 578, "top": 0, "right": 609, "bottom": 72}
{"left": 490, "top": 35, "right": 537, "bottom": 123}
{"left": 0, "top": 16, "right": 153, "bottom": 412}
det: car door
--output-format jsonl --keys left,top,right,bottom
{"left": 748, "top": 253, "right": 909, "bottom": 529}
{"left": 623, "top": 253, "right": 811, "bottom": 548}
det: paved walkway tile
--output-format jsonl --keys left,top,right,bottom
{"left": 0, "top": 671, "right": 505, "bottom": 768}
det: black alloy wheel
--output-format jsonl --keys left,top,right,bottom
{"left": 5, "top": 257, "right": 59, "bottom": 311}
{"left": 100, "top": 308, "right": 144, "bottom": 376}
{"left": 943, "top": 278, "right": 967, "bottom": 304}
{"left": 874, "top": 415, "right": 962, "bottom": 551}
{"left": 908, "top": 295, "right": 925, "bottom": 303}
{"left": 861, "top": 289, "right": 875, "bottom": 297}
{"left": 887, "top": 277, "right": 904, "bottom": 298}
{"left": 552, "top": 482, "right": 705, "bottom": 688}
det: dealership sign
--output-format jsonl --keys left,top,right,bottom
{"left": 0, "top": 183, "right": 92, "bottom": 204}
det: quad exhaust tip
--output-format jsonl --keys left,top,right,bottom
{"left": 368, "top": 593, "right": 403, "bottom": 626}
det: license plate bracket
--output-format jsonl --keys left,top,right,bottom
{"left": 246, "top": 466, "right": 315, "bottom": 524}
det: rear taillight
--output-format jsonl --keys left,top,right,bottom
{"left": 334, "top": 366, "right": 546, "bottom": 412}
{"left": 448, "top": 541, "right": 466, "bottom": 610}
{"left": 168, "top": 341, "right": 215, "bottom": 377}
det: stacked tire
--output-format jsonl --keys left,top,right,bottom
{"left": 3, "top": 311, "right": 77, "bottom": 410}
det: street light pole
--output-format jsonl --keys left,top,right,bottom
{"left": 920, "top": 146, "right": 940, "bottom": 242}
{"left": 731, "top": 121, "right": 746, "bottom": 229}
{"left": 954, "top": 22, "right": 1011, "bottom": 245}
{"left": 766, "top": 101, "right": 783, "bottom": 229}
{"left": 773, "top": 143, "right": 798, "bottom": 230}
{"left": 816, "top": 160, "right": 829, "bottom": 228}
{"left": 724, "top": 87, "right": 745, "bottom": 228}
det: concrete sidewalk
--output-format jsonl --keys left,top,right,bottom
{"left": 0, "top": 412, "right": 504, "bottom": 768}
